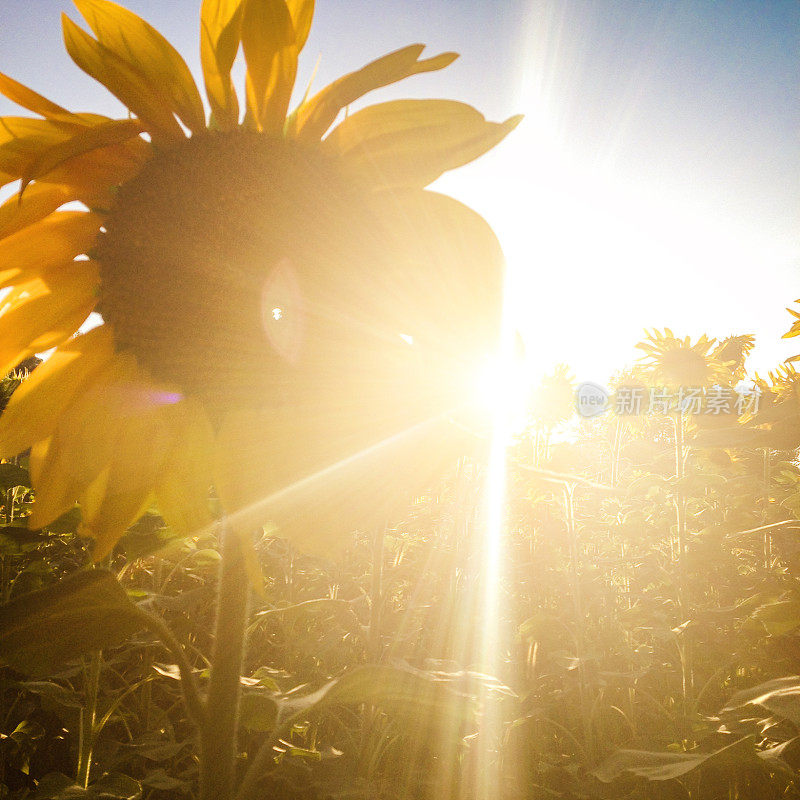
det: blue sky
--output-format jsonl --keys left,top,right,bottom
{"left": 0, "top": 0, "right": 797, "bottom": 380}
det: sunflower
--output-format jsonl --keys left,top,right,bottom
{"left": 636, "top": 329, "right": 729, "bottom": 388}
{"left": 0, "top": 0, "right": 520, "bottom": 559}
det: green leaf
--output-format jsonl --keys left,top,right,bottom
{"left": 0, "top": 569, "right": 144, "bottom": 676}
{"left": 275, "top": 664, "right": 504, "bottom": 734}
{"left": 87, "top": 773, "right": 141, "bottom": 800}
{"left": 0, "top": 462, "right": 29, "bottom": 490}
{"left": 592, "top": 736, "right": 761, "bottom": 783}
{"left": 0, "top": 526, "right": 42, "bottom": 554}
{"left": 721, "top": 676, "right": 800, "bottom": 727}
{"left": 752, "top": 600, "right": 800, "bottom": 636}
{"left": 16, "top": 680, "right": 83, "bottom": 708}
{"left": 140, "top": 770, "right": 187, "bottom": 791}
{"left": 239, "top": 690, "right": 279, "bottom": 732}
{"left": 11, "top": 718, "right": 45, "bottom": 744}
{"left": 130, "top": 740, "right": 186, "bottom": 762}
{"left": 31, "top": 772, "right": 86, "bottom": 799}
{"left": 758, "top": 736, "right": 800, "bottom": 776}
{"left": 44, "top": 506, "right": 82, "bottom": 535}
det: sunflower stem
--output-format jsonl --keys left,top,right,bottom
{"left": 135, "top": 606, "right": 205, "bottom": 727}
{"left": 199, "top": 524, "right": 251, "bottom": 800}
{"left": 76, "top": 650, "right": 102, "bottom": 789}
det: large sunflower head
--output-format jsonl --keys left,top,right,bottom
{"left": 0, "top": 0, "right": 520, "bottom": 558}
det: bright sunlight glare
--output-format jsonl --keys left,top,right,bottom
{"left": 472, "top": 351, "right": 532, "bottom": 435}
{"left": 435, "top": 2, "right": 798, "bottom": 387}
{"left": 473, "top": 287, "right": 519, "bottom": 800}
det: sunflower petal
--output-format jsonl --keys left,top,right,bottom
{"left": 0, "top": 71, "right": 75, "bottom": 122}
{"left": 367, "top": 189, "right": 504, "bottom": 355}
{"left": 0, "top": 117, "right": 79, "bottom": 180}
{"left": 290, "top": 45, "right": 458, "bottom": 142}
{"left": 73, "top": 0, "right": 206, "bottom": 133}
{"left": 0, "top": 183, "right": 75, "bottom": 241}
{"left": 200, "top": 0, "right": 244, "bottom": 130}
{"left": 39, "top": 138, "right": 150, "bottom": 207}
{"left": 285, "top": 0, "right": 314, "bottom": 50}
{"left": 81, "top": 481, "right": 155, "bottom": 561}
{"left": 62, "top": 14, "right": 185, "bottom": 142}
{"left": 241, "top": 0, "right": 297, "bottom": 133}
{"left": 80, "top": 399, "right": 175, "bottom": 560}
{"left": 324, "top": 99, "right": 522, "bottom": 187}
{"left": 0, "top": 260, "right": 99, "bottom": 375}
{"left": 155, "top": 399, "right": 214, "bottom": 539}
{"left": 0, "top": 326, "right": 113, "bottom": 459}
{"left": 0, "top": 211, "right": 101, "bottom": 289}
{"left": 27, "top": 437, "right": 79, "bottom": 528}
{"left": 20, "top": 118, "right": 144, "bottom": 188}
{"left": 26, "top": 353, "right": 153, "bottom": 529}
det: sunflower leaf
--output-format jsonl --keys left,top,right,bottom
{"left": 592, "top": 736, "right": 762, "bottom": 783}
{"left": 0, "top": 569, "right": 144, "bottom": 676}
{"left": 275, "top": 664, "right": 485, "bottom": 734}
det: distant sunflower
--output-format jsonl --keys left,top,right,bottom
{"left": 636, "top": 329, "right": 728, "bottom": 388}
{"left": 0, "top": 0, "right": 520, "bottom": 558}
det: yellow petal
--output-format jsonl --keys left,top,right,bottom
{"left": 241, "top": 0, "right": 297, "bottom": 133}
{"left": 20, "top": 118, "right": 144, "bottom": 189}
{"left": 0, "top": 71, "right": 75, "bottom": 122}
{"left": 39, "top": 138, "right": 151, "bottom": 207}
{"left": 0, "top": 326, "right": 113, "bottom": 459}
{"left": 27, "top": 353, "right": 144, "bottom": 528}
{"left": 289, "top": 45, "right": 458, "bottom": 142}
{"left": 28, "top": 436, "right": 79, "bottom": 528}
{"left": 0, "top": 183, "right": 75, "bottom": 241}
{"left": 0, "top": 79, "right": 116, "bottom": 140}
{"left": 62, "top": 14, "right": 185, "bottom": 143}
{"left": 368, "top": 189, "right": 504, "bottom": 355}
{"left": 0, "top": 211, "right": 101, "bottom": 289}
{"left": 0, "top": 116, "right": 79, "bottom": 178}
{"left": 73, "top": 0, "right": 206, "bottom": 133}
{"left": 0, "top": 261, "right": 99, "bottom": 375}
{"left": 324, "top": 99, "right": 522, "bottom": 188}
{"left": 0, "top": 116, "right": 73, "bottom": 148}
{"left": 200, "top": 0, "right": 244, "bottom": 130}
{"left": 80, "top": 397, "right": 176, "bottom": 559}
{"left": 0, "top": 114, "right": 148, "bottom": 203}
{"left": 285, "top": 0, "right": 314, "bottom": 51}
{"left": 154, "top": 399, "right": 214, "bottom": 538}
{"left": 81, "top": 482, "right": 155, "bottom": 561}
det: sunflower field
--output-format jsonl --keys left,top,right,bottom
{"left": 1, "top": 1, "right": 799, "bottom": 799}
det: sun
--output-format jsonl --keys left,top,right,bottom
{"left": 471, "top": 346, "right": 532, "bottom": 435}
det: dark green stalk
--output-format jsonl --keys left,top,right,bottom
{"left": 369, "top": 524, "right": 385, "bottom": 661}
{"left": 135, "top": 607, "right": 205, "bottom": 727}
{"left": 199, "top": 525, "right": 251, "bottom": 800}
{"left": 563, "top": 484, "right": 594, "bottom": 765}
{"left": 672, "top": 410, "right": 694, "bottom": 744}
{"left": 76, "top": 651, "right": 102, "bottom": 788}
